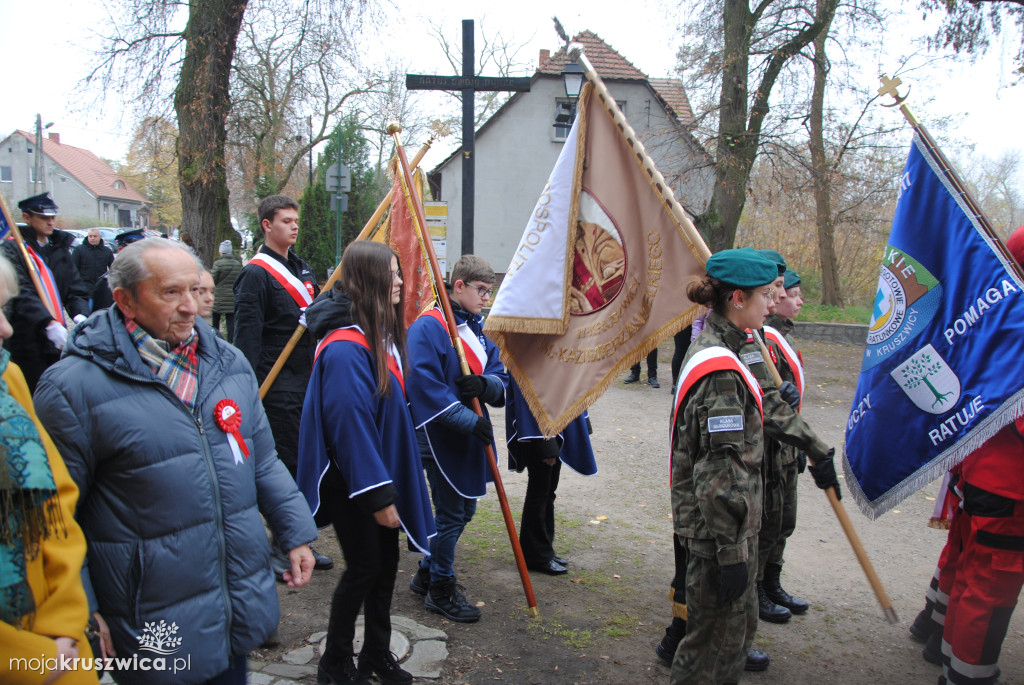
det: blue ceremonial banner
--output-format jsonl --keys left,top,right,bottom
{"left": 843, "top": 131, "right": 1024, "bottom": 519}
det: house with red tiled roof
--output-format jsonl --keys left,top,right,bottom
{"left": 430, "top": 31, "right": 713, "bottom": 275}
{"left": 0, "top": 131, "right": 149, "bottom": 228}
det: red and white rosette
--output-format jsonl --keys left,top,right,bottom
{"left": 214, "top": 398, "right": 250, "bottom": 464}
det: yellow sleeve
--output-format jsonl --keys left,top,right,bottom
{"left": 0, "top": 363, "right": 98, "bottom": 685}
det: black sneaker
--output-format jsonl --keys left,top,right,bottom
{"left": 318, "top": 655, "right": 370, "bottom": 684}
{"left": 409, "top": 564, "right": 430, "bottom": 596}
{"left": 425, "top": 577, "right": 482, "bottom": 622}
{"left": 358, "top": 650, "right": 412, "bottom": 685}
{"left": 648, "top": 377, "right": 661, "bottom": 388}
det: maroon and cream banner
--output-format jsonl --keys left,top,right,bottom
{"left": 484, "top": 81, "right": 708, "bottom": 435}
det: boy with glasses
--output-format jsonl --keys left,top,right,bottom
{"left": 406, "top": 255, "right": 508, "bottom": 622}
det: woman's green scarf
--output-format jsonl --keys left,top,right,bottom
{"left": 0, "top": 347, "right": 62, "bottom": 627}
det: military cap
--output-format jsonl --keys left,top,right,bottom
{"left": 706, "top": 248, "right": 779, "bottom": 289}
{"left": 783, "top": 269, "right": 801, "bottom": 289}
{"left": 114, "top": 228, "right": 145, "bottom": 249}
{"left": 757, "top": 249, "right": 787, "bottom": 276}
{"left": 18, "top": 192, "right": 59, "bottom": 216}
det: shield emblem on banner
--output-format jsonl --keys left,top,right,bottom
{"left": 890, "top": 344, "right": 961, "bottom": 414}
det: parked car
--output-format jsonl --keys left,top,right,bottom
{"left": 68, "top": 227, "right": 120, "bottom": 249}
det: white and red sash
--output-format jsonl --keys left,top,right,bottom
{"left": 26, "top": 247, "right": 63, "bottom": 320}
{"left": 315, "top": 325, "right": 405, "bottom": 395}
{"left": 249, "top": 253, "right": 314, "bottom": 308}
{"left": 763, "top": 325, "right": 804, "bottom": 410}
{"left": 423, "top": 308, "right": 485, "bottom": 375}
{"left": 671, "top": 346, "right": 764, "bottom": 470}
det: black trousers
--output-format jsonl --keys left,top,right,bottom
{"left": 519, "top": 454, "right": 562, "bottom": 566}
{"left": 262, "top": 388, "right": 305, "bottom": 479}
{"left": 211, "top": 312, "right": 235, "bottom": 343}
{"left": 321, "top": 467, "right": 398, "bottom": 658}
{"left": 630, "top": 348, "right": 659, "bottom": 378}
{"left": 671, "top": 326, "right": 694, "bottom": 386}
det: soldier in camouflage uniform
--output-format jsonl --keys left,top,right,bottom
{"left": 671, "top": 249, "right": 843, "bottom": 684}
{"left": 759, "top": 268, "right": 811, "bottom": 618}
{"left": 671, "top": 249, "right": 779, "bottom": 684}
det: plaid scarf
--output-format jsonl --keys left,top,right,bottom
{"left": 126, "top": 320, "right": 200, "bottom": 410}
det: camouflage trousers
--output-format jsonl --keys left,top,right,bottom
{"left": 758, "top": 460, "right": 799, "bottom": 579}
{"left": 670, "top": 536, "right": 758, "bottom": 685}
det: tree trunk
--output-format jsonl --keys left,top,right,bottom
{"left": 175, "top": 0, "right": 249, "bottom": 266}
{"left": 808, "top": 0, "right": 842, "bottom": 305}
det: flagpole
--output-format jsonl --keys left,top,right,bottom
{"left": 751, "top": 330, "right": 898, "bottom": 624}
{"left": 0, "top": 193, "right": 59, "bottom": 321}
{"left": 387, "top": 122, "right": 540, "bottom": 618}
{"left": 878, "top": 74, "right": 1024, "bottom": 280}
{"left": 258, "top": 138, "right": 434, "bottom": 400}
{"left": 569, "top": 45, "right": 711, "bottom": 263}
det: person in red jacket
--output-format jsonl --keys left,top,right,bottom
{"left": 910, "top": 225, "right": 1024, "bottom": 685}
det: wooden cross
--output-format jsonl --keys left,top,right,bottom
{"left": 407, "top": 19, "right": 531, "bottom": 255}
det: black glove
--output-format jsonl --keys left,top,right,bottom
{"left": 797, "top": 451, "right": 808, "bottom": 474}
{"left": 472, "top": 416, "right": 494, "bottom": 445}
{"left": 455, "top": 374, "right": 488, "bottom": 401}
{"left": 778, "top": 381, "right": 800, "bottom": 409}
{"left": 536, "top": 438, "right": 561, "bottom": 460}
{"left": 718, "top": 562, "right": 748, "bottom": 604}
{"left": 807, "top": 448, "right": 842, "bottom": 499}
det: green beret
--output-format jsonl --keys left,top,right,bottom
{"left": 784, "top": 269, "right": 801, "bottom": 289}
{"left": 706, "top": 249, "right": 779, "bottom": 289}
{"left": 757, "top": 249, "right": 787, "bottom": 276}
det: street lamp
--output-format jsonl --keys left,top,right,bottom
{"left": 561, "top": 61, "right": 584, "bottom": 101}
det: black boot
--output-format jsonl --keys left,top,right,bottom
{"left": 409, "top": 563, "right": 430, "bottom": 596}
{"left": 318, "top": 653, "right": 370, "bottom": 685}
{"left": 655, "top": 617, "right": 686, "bottom": 664}
{"left": 763, "top": 563, "right": 808, "bottom": 614}
{"left": 358, "top": 650, "right": 413, "bottom": 684}
{"left": 757, "top": 581, "right": 792, "bottom": 623}
{"left": 910, "top": 606, "right": 939, "bottom": 643}
{"left": 624, "top": 369, "right": 641, "bottom": 384}
{"left": 745, "top": 649, "right": 770, "bottom": 672}
{"left": 425, "top": 576, "right": 481, "bottom": 623}
{"left": 922, "top": 631, "right": 942, "bottom": 665}
{"left": 648, "top": 375, "right": 661, "bottom": 389}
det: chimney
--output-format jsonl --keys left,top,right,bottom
{"left": 539, "top": 49, "right": 550, "bottom": 67}
{"left": 48, "top": 132, "right": 60, "bottom": 145}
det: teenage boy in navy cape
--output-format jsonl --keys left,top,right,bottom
{"left": 506, "top": 377, "right": 596, "bottom": 575}
{"left": 406, "top": 255, "right": 508, "bottom": 623}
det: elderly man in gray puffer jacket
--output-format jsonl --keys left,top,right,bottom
{"left": 35, "top": 238, "right": 317, "bottom": 685}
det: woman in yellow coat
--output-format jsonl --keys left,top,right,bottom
{"left": 0, "top": 256, "right": 97, "bottom": 685}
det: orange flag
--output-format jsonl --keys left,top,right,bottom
{"left": 484, "top": 79, "right": 710, "bottom": 436}
{"left": 383, "top": 166, "right": 432, "bottom": 328}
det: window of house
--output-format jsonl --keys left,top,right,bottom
{"left": 114, "top": 180, "right": 124, "bottom": 189}
{"left": 60, "top": 176, "right": 67, "bottom": 182}
{"left": 28, "top": 168, "right": 36, "bottom": 183}
{"left": 26, "top": 148, "right": 32, "bottom": 154}
{"left": 553, "top": 99, "right": 626, "bottom": 141}
{"left": 0, "top": 167, "right": 11, "bottom": 182}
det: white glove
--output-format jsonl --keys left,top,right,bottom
{"left": 298, "top": 311, "right": 307, "bottom": 328}
{"left": 46, "top": 322, "right": 68, "bottom": 351}
{"left": 73, "top": 314, "right": 87, "bottom": 325}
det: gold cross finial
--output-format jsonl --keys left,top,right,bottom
{"left": 878, "top": 74, "right": 909, "bottom": 106}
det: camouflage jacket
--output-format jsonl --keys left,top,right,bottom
{"left": 671, "top": 311, "right": 765, "bottom": 565}
{"left": 763, "top": 314, "right": 800, "bottom": 468}
{"left": 744, "top": 317, "right": 830, "bottom": 465}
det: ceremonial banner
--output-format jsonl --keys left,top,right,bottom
{"left": 844, "top": 132, "right": 1024, "bottom": 519}
{"left": 382, "top": 166, "right": 432, "bottom": 328}
{"left": 484, "top": 82, "right": 708, "bottom": 435}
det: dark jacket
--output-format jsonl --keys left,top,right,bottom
{"left": 71, "top": 239, "right": 114, "bottom": 289}
{"left": 211, "top": 253, "right": 242, "bottom": 315}
{"left": 1, "top": 225, "right": 90, "bottom": 392}
{"left": 233, "top": 245, "right": 320, "bottom": 392}
{"left": 34, "top": 308, "right": 317, "bottom": 685}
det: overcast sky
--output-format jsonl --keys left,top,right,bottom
{"left": 2, "top": 0, "right": 1021, "bottom": 174}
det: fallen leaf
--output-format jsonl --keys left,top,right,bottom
{"left": 571, "top": 578, "right": 582, "bottom": 583}
{"left": 613, "top": 574, "right": 621, "bottom": 579}
{"left": 596, "top": 515, "right": 608, "bottom": 521}
{"left": 476, "top": 601, "right": 486, "bottom": 607}
{"left": 925, "top": 496, "right": 936, "bottom": 501}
